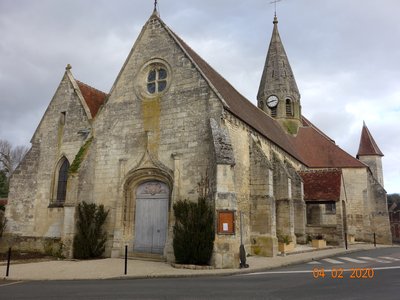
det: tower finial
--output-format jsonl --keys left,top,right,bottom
{"left": 270, "top": 0, "right": 282, "bottom": 18}
{"left": 154, "top": 0, "right": 158, "bottom": 12}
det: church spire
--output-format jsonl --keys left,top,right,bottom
{"left": 357, "top": 122, "right": 383, "bottom": 158}
{"left": 257, "top": 15, "right": 301, "bottom": 134}
{"left": 357, "top": 122, "right": 384, "bottom": 186}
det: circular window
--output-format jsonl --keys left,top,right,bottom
{"left": 134, "top": 59, "right": 171, "bottom": 98}
{"left": 147, "top": 66, "right": 168, "bottom": 94}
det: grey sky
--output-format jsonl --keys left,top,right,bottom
{"left": 0, "top": 0, "right": 399, "bottom": 193}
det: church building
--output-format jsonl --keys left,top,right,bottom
{"left": 3, "top": 7, "right": 391, "bottom": 268}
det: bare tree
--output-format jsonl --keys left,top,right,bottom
{"left": 0, "top": 139, "right": 29, "bottom": 176}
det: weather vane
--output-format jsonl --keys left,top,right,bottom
{"left": 270, "top": 0, "right": 282, "bottom": 16}
{"left": 154, "top": 0, "right": 158, "bottom": 11}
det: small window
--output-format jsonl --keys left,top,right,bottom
{"left": 325, "top": 203, "right": 336, "bottom": 214}
{"left": 147, "top": 67, "right": 168, "bottom": 94}
{"left": 271, "top": 106, "right": 277, "bottom": 117}
{"left": 60, "top": 112, "right": 66, "bottom": 125}
{"left": 56, "top": 159, "right": 70, "bottom": 203}
{"left": 286, "top": 99, "right": 293, "bottom": 117}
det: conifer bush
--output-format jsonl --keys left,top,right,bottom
{"left": 73, "top": 201, "right": 109, "bottom": 259}
{"left": 173, "top": 197, "right": 215, "bottom": 265}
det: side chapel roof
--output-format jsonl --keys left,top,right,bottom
{"left": 299, "top": 169, "right": 342, "bottom": 202}
{"left": 76, "top": 80, "right": 108, "bottom": 118}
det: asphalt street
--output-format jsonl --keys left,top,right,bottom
{"left": 1, "top": 247, "right": 399, "bottom": 300}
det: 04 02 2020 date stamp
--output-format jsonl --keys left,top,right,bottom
{"left": 312, "top": 267, "right": 375, "bottom": 279}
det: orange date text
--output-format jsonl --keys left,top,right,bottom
{"left": 312, "top": 268, "right": 375, "bottom": 279}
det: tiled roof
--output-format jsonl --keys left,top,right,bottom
{"left": 299, "top": 169, "right": 342, "bottom": 202}
{"left": 168, "top": 28, "right": 303, "bottom": 162}
{"left": 0, "top": 198, "right": 7, "bottom": 206}
{"left": 76, "top": 81, "right": 107, "bottom": 118}
{"left": 293, "top": 119, "right": 365, "bottom": 168}
{"left": 357, "top": 123, "right": 383, "bottom": 157}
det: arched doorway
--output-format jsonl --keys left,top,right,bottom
{"left": 133, "top": 181, "right": 169, "bottom": 254}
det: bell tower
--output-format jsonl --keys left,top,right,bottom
{"left": 257, "top": 16, "right": 302, "bottom": 134}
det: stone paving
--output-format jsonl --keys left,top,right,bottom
{"left": 0, "top": 244, "right": 396, "bottom": 281}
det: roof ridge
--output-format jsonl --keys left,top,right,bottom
{"left": 163, "top": 25, "right": 303, "bottom": 163}
{"left": 301, "top": 116, "right": 335, "bottom": 143}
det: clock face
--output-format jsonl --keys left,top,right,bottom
{"left": 267, "top": 95, "right": 279, "bottom": 108}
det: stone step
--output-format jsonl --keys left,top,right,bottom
{"left": 126, "top": 252, "right": 166, "bottom": 262}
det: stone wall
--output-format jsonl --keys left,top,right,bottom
{"left": 5, "top": 70, "right": 92, "bottom": 253}
{"left": 342, "top": 168, "right": 370, "bottom": 241}
{"left": 81, "top": 16, "right": 224, "bottom": 259}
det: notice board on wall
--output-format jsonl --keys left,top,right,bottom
{"left": 217, "top": 210, "right": 235, "bottom": 234}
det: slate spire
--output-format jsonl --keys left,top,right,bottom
{"left": 257, "top": 15, "right": 301, "bottom": 134}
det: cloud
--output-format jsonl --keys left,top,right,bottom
{"left": 0, "top": 0, "right": 399, "bottom": 192}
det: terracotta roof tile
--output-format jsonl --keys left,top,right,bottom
{"left": 76, "top": 81, "right": 107, "bottom": 118}
{"left": 293, "top": 119, "right": 365, "bottom": 168}
{"left": 169, "top": 30, "right": 303, "bottom": 162}
{"left": 299, "top": 170, "right": 342, "bottom": 202}
{"left": 357, "top": 123, "right": 383, "bottom": 157}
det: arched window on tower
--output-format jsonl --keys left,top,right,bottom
{"left": 271, "top": 106, "right": 277, "bottom": 117}
{"left": 286, "top": 99, "right": 293, "bottom": 117}
{"left": 55, "top": 157, "right": 70, "bottom": 204}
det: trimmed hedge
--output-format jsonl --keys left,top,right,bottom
{"left": 173, "top": 197, "right": 215, "bottom": 265}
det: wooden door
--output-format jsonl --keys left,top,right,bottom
{"left": 134, "top": 181, "right": 169, "bottom": 254}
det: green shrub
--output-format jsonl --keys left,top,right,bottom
{"left": 173, "top": 197, "right": 215, "bottom": 265}
{"left": 277, "top": 232, "right": 292, "bottom": 245}
{"left": 0, "top": 213, "right": 6, "bottom": 239}
{"left": 69, "top": 137, "right": 93, "bottom": 174}
{"left": 73, "top": 201, "right": 109, "bottom": 259}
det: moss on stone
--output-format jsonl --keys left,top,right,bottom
{"left": 283, "top": 120, "right": 298, "bottom": 135}
{"left": 69, "top": 137, "right": 93, "bottom": 174}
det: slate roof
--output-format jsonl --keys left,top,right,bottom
{"left": 293, "top": 118, "right": 366, "bottom": 168}
{"left": 299, "top": 170, "right": 342, "bottom": 202}
{"left": 76, "top": 81, "right": 108, "bottom": 118}
{"left": 357, "top": 123, "right": 384, "bottom": 157}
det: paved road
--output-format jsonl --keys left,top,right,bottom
{"left": 1, "top": 247, "right": 399, "bottom": 300}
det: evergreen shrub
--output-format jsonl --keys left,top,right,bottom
{"left": 173, "top": 197, "right": 215, "bottom": 265}
{"left": 73, "top": 201, "right": 109, "bottom": 259}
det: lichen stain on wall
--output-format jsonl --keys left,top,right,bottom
{"left": 142, "top": 96, "right": 161, "bottom": 155}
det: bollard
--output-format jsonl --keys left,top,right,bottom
{"left": 344, "top": 233, "right": 348, "bottom": 250}
{"left": 373, "top": 233, "right": 376, "bottom": 247}
{"left": 124, "top": 245, "right": 128, "bottom": 275}
{"left": 6, "top": 247, "right": 11, "bottom": 277}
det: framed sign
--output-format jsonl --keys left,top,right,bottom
{"left": 217, "top": 210, "right": 235, "bottom": 235}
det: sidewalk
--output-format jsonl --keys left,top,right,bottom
{"left": 0, "top": 244, "right": 396, "bottom": 281}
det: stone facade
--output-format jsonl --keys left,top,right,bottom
{"left": 3, "top": 9, "right": 392, "bottom": 268}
